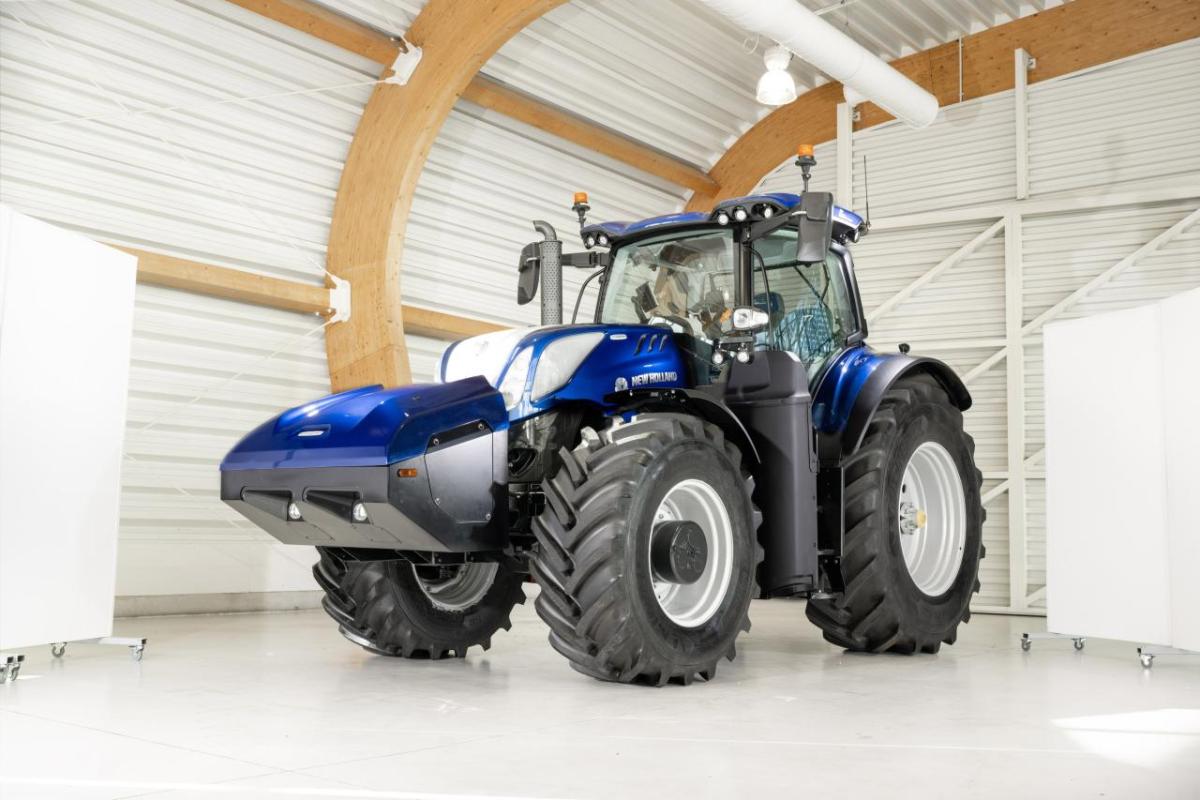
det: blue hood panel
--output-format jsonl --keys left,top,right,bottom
{"left": 221, "top": 377, "right": 507, "bottom": 470}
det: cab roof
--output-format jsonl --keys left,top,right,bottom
{"left": 581, "top": 193, "right": 865, "bottom": 247}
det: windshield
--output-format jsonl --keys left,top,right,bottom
{"left": 599, "top": 229, "right": 735, "bottom": 342}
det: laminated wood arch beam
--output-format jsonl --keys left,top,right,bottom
{"left": 324, "top": 0, "right": 566, "bottom": 390}
{"left": 686, "top": 0, "right": 1200, "bottom": 212}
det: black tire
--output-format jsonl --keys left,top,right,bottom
{"left": 314, "top": 550, "right": 525, "bottom": 659}
{"left": 530, "top": 413, "right": 762, "bottom": 686}
{"left": 806, "top": 373, "right": 985, "bottom": 654}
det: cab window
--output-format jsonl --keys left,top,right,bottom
{"left": 752, "top": 227, "right": 857, "bottom": 380}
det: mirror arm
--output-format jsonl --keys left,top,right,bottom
{"left": 746, "top": 210, "right": 799, "bottom": 241}
{"left": 561, "top": 251, "right": 610, "bottom": 269}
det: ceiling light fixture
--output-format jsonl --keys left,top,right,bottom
{"left": 756, "top": 45, "right": 797, "bottom": 106}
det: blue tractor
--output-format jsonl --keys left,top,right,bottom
{"left": 221, "top": 152, "right": 984, "bottom": 685}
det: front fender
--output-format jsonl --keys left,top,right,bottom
{"left": 607, "top": 387, "right": 760, "bottom": 466}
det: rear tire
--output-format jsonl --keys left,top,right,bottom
{"left": 314, "top": 550, "right": 525, "bottom": 659}
{"left": 530, "top": 413, "right": 762, "bottom": 685}
{"left": 806, "top": 373, "right": 985, "bottom": 653}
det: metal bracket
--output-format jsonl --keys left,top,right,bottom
{"left": 383, "top": 39, "right": 423, "bottom": 85}
{"left": 327, "top": 274, "right": 351, "bottom": 324}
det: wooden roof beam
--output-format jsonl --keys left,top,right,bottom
{"left": 228, "top": 0, "right": 711, "bottom": 193}
{"left": 323, "top": 0, "right": 566, "bottom": 390}
{"left": 462, "top": 76, "right": 717, "bottom": 195}
{"left": 124, "top": 247, "right": 501, "bottom": 340}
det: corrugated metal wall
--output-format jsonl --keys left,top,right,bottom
{"left": 0, "top": 0, "right": 380, "bottom": 601}
{"left": 403, "top": 102, "right": 686, "bottom": 326}
{"left": 852, "top": 95, "right": 1017, "bottom": 218}
{"left": 756, "top": 39, "right": 1200, "bottom": 613}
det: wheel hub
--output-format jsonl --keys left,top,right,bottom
{"left": 414, "top": 562, "right": 497, "bottom": 611}
{"left": 648, "top": 478, "right": 734, "bottom": 628}
{"left": 651, "top": 520, "right": 708, "bottom": 584}
{"left": 897, "top": 441, "right": 967, "bottom": 596}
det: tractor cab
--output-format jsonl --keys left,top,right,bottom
{"left": 512, "top": 146, "right": 871, "bottom": 397}
{"left": 575, "top": 191, "right": 869, "bottom": 388}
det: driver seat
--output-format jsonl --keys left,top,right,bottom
{"left": 775, "top": 301, "right": 835, "bottom": 363}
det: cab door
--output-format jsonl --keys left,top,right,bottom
{"left": 751, "top": 228, "right": 865, "bottom": 388}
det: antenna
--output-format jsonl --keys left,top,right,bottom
{"left": 861, "top": 155, "right": 871, "bottom": 230}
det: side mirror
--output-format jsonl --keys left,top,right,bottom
{"left": 516, "top": 242, "right": 541, "bottom": 305}
{"left": 795, "top": 192, "right": 834, "bottom": 264}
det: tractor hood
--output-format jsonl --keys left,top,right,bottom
{"left": 439, "top": 324, "right": 689, "bottom": 421}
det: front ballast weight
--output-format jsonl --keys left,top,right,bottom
{"left": 219, "top": 149, "right": 985, "bottom": 685}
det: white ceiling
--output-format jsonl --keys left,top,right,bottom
{"left": 322, "top": 0, "right": 1069, "bottom": 169}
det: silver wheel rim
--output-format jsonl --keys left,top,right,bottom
{"left": 897, "top": 441, "right": 967, "bottom": 596}
{"left": 414, "top": 563, "right": 497, "bottom": 611}
{"left": 649, "top": 478, "right": 734, "bottom": 628}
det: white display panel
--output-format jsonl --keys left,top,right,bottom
{"left": 0, "top": 206, "right": 137, "bottom": 650}
{"left": 1044, "top": 289, "right": 1199, "bottom": 648}
{"left": 1160, "top": 290, "right": 1200, "bottom": 652}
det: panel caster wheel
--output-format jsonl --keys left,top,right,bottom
{"left": 1139, "top": 652, "right": 1154, "bottom": 669}
{"left": 1073, "top": 638, "right": 1085, "bottom": 651}
{"left": 130, "top": 645, "right": 145, "bottom": 662}
{"left": 1, "top": 655, "right": 24, "bottom": 683}
{"left": 1020, "top": 635, "right": 1031, "bottom": 652}
{"left": 51, "top": 643, "right": 66, "bottom": 658}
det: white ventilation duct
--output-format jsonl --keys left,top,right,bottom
{"left": 697, "top": 0, "right": 939, "bottom": 128}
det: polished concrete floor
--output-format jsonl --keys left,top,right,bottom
{"left": 2, "top": 591, "right": 1198, "bottom": 800}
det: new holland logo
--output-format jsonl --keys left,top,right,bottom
{"left": 613, "top": 376, "right": 629, "bottom": 392}
{"left": 631, "top": 371, "right": 678, "bottom": 387}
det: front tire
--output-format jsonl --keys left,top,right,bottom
{"left": 806, "top": 373, "right": 985, "bottom": 653}
{"left": 314, "top": 550, "right": 525, "bottom": 659}
{"left": 530, "top": 413, "right": 762, "bottom": 685}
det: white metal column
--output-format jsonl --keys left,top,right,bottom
{"left": 1004, "top": 211, "right": 1028, "bottom": 610}
{"left": 836, "top": 102, "right": 854, "bottom": 206}
{"left": 1014, "top": 49, "right": 1031, "bottom": 200}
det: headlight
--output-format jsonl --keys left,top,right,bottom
{"left": 498, "top": 347, "right": 533, "bottom": 409}
{"left": 531, "top": 332, "right": 605, "bottom": 401}
{"left": 440, "top": 327, "right": 534, "bottom": 385}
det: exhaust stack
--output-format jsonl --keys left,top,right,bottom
{"left": 532, "top": 220, "right": 562, "bottom": 326}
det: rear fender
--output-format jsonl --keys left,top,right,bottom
{"left": 841, "top": 356, "right": 970, "bottom": 459}
{"left": 812, "top": 350, "right": 970, "bottom": 570}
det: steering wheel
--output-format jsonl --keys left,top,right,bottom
{"left": 648, "top": 314, "right": 693, "bottom": 334}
